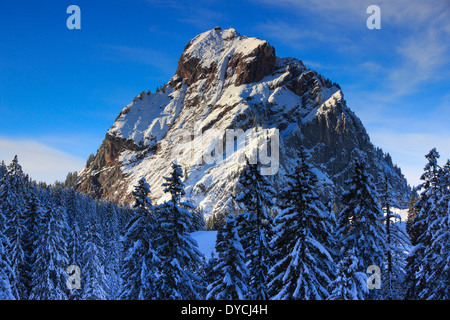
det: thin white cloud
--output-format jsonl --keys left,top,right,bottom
{"left": 254, "top": 0, "right": 449, "bottom": 28}
{"left": 255, "top": 0, "right": 450, "bottom": 97}
{"left": 355, "top": 92, "right": 450, "bottom": 187}
{"left": 387, "top": 26, "right": 450, "bottom": 96}
{"left": 0, "top": 137, "right": 85, "bottom": 184}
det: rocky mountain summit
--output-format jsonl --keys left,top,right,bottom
{"left": 76, "top": 27, "right": 410, "bottom": 222}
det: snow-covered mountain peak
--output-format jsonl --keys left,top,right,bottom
{"left": 77, "top": 28, "right": 411, "bottom": 221}
{"left": 175, "top": 27, "right": 276, "bottom": 87}
{"left": 182, "top": 27, "right": 266, "bottom": 68}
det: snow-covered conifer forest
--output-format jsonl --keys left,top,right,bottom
{"left": 0, "top": 147, "right": 449, "bottom": 300}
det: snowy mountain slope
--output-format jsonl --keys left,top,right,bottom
{"left": 77, "top": 27, "right": 411, "bottom": 222}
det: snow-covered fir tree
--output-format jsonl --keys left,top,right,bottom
{"left": 100, "top": 200, "right": 121, "bottom": 299}
{"left": 155, "top": 162, "right": 204, "bottom": 300}
{"left": 378, "top": 172, "right": 410, "bottom": 300}
{"left": 268, "top": 148, "right": 336, "bottom": 300}
{"left": 81, "top": 219, "right": 108, "bottom": 300}
{"left": 67, "top": 219, "right": 82, "bottom": 300}
{"left": 416, "top": 157, "right": 450, "bottom": 299}
{"left": 0, "top": 205, "right": 15, "bottom": 300}
{"left": 120, "top": 177, "right": 159, "bottom": 300}
{"left": 29, "top": 190, "right": 69, "bottom": 300}
{"left": 327, "top": 248, "right": 368, "bottom": 300}
{"left": 0, "top": 156, "right": 28, "bottom": 299}
{"left": 22, "top": 184, "right": 45, "bottom": 299}
{"left": 404, "top": 148, "right": 442, "bottom": 299}
{"left": 207, "top": 213, "right": 249, "bottom": 300}
{"left": 235, "top": 158, "right": 274, "bottom": 300}
{"left": 334, "top": 157, "right": 386, "bottom": 300}
{"left": 0, "top": 161, "right": 6, "bottom": 179}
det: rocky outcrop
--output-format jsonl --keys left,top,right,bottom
{"left": 77, "top": 134, "right": 147, "bottom": 202}
{"left": 175, "top": 55, "right": 213, "bottom": 86}
{"left": 175, "top": 27, "right": 275, "bottom": 88}
{"left": 229, "top": 41, "right": 276, "bottom": 86}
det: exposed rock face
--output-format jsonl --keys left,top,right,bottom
{"left": 77, "top": 27, "right": 411, "bottom": 218}
{"left": 175, "top": 27, "right": 276, "bottom": 88}
{"left": 76, "top": 134, "right": 147, "bottom": 202}
{"left": 230, "top": 41, "right": 276, "bottom": 86}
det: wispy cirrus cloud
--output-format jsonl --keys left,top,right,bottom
{"left": 388, "top": 28, "right": 450, "bottom": 96}
{"left": 254, "top": 0, "right": 449, "bottom": 27}
{"left": 254, "top": 0, "right": 450, "bottom": 97}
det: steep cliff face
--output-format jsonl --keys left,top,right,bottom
{"left": 77, "top": 27, "right": 410, "bottom": 217}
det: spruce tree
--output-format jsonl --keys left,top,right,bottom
{"left": 29, "top": 190, "right": 69, "bottom": 300}
{"left": 418, "top": 159, "right": 450, "bottom": 299}
{"left": 335, "top": 158, "right": 386, "bottom": 300}
{"left": 155, "top": 162, "right": 204, "bottom": 300}
{"left": 235, "top": 158, "right": 274, "bottom": 300}
{"left": 67, "top": 219, "right": 82, "bottom": 300}
{"left": 207, "top": 213, "right": 249, "bottom": 300}
{"left": 0, "top": 206, "right": 14, "bottom": 300}
{"left": 82, "top": 220, "right": 108, "bottom": 300}
{"left": 268, "top": 149, "right": 335, "bottom": 300}
{"left": 379, "top": 173, "right": 410, "bottom": 300}
{"left": 102, "top": 201, "right": 121, "bottom": 299}
{"left": 0, "top": 161, "right": 6, "bottom": 179}
{"left": 327, "top": 248, "right": 368, "bottom": 300}
{"left": 405, "top": 148, "right": 442, "bottom": 299}
{"left": 0, "top": 156, "right": 28, "bottom": 299}
{"left": 23, "top": 184, "right": 45, "bottom": 298}
{"left": 120, "top": 177, "right": 159, "bottom": 300}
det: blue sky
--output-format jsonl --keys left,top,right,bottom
{"left": 0, "top": 0, "right": 449, "bottom": 186}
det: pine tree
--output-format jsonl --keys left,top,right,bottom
{"left": 235, "top": 158, "right": 274, "bottom": 300}
{"left": 327, "top": 249, "right": 368, "bottom": 300}
{"left": 268, "top": 149, "right": 335, "bottom": 300}
{"left": 405, "top": 148, "right": 442, "bottom": 299}
{"left": 82, "top": 220, "right": 108, "bottom": 300}
{"left": 418, "top": 159, "right": 450, "bottom": 299}
{"left": 22, "top": 184, "right": 45, "bottom": 298}
{"left": 120, "top": 177, "right": 159, "bottom": 300}
{"left": 379, "top": 173, "right": 410, "bottom": 300}
{"left": 155, "top": 162, "right": 204, "bottom": 300}
{"left": 0, "top": 156, "right": 28, "bottom": 299}
{"left": 0, "top": 205, "right": 15, "bottom": 300}
{"left": 207, "top": 213, "right": 249, "bottom": 300}
{"left": 101, "top": 201, "right": 121, "bottom": 299}
{"left": 29, "top": 190, "right": 69, "bottom": 300}
{"left": 0, "top": 161, "right": 6, "bottom": 179}
{"left": 67, "top": 219, "right": 82, "bottom": 300}
{"left": 335, "top": 158, "right": 386, "bottom": 300}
